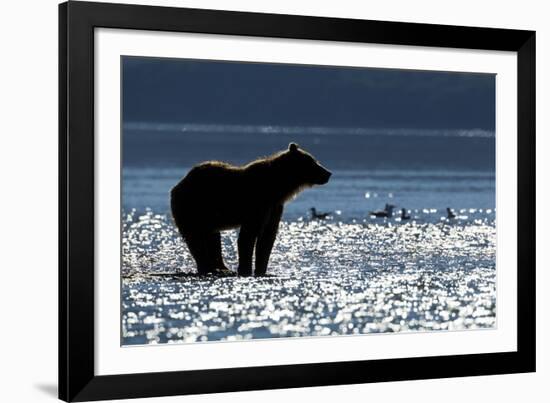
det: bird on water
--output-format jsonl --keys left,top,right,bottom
{"left": 447, "top": 207, "right": 456, "bottom": 219}
{"left": 370, "top": 204, "right": 395, "bottom": 218}
{"left": 310, "top": 207, "right": 331, "bottom": 220}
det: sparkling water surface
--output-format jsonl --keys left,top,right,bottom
{"left": 120, "top": 68, "right": 497, "bottom": 344}
{"left": 122, "top": 206, "right": 496, "bottom": 345}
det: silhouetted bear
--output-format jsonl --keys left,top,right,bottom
{"left": 170, "top": 143, "right": 331, "bottom": 276}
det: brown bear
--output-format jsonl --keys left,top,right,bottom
{"left": 170, "top": 143, "right": 331, "bottom": 276}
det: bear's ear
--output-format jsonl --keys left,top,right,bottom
{"left": 288, "top": 143, "right": 299, "bottom": 152}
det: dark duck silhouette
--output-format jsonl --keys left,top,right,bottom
{"left": 310, "top": 207, "right": 330, "bottom": 220}
{"left": 400, "top": 208, "right": 411, "bottom": 220}
{"left": 369, "top": 204, "right": 395, "bottom": 218}
{"left": 447, "top": 207, "right": 456, "bottom": 219}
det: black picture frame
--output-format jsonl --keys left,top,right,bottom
{"left": 59, "top": 1, "right": 536, "bottom": 401}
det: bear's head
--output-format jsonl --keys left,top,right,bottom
{"left": 283, "top": 143, "right": 331, "bottom": 186}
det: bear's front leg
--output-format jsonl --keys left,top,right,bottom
{"left": 255, "top": 205, "right": 283, "bottom": 276}
{"left": 237, "top": 223, "right": 258, "bottom": 277}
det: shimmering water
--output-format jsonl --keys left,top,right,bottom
{"left": 121, "top": 129, "right": 497, "bottom": 345}
{"left": 122, "top": 207, "right": 496, "bottom": 345}
{"left": 120, "top": 54, "right": 497, "bottom": 344}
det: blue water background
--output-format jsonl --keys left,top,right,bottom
{"left": 122, "top": 128, "right": 495, "bottom": 222}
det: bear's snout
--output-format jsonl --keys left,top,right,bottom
{"left": 317, "top": 168, "right": 332, "bottom": 185}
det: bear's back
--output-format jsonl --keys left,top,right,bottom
{"left": 173, "top": 161, "right": 238, "bottom": 194}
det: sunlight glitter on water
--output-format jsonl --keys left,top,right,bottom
{"left": 122, "top": 210, "right": 496, "bottom": 345}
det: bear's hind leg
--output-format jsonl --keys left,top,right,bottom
{"left": 205, "top": 232, "right": 231, "bottom": 273}
{"left": 185, "top": 234, "right": 214, "bottom": 275}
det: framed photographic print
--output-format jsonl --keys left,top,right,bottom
{"left": 59, "top": 1, "right": 536, "bottom": 401}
